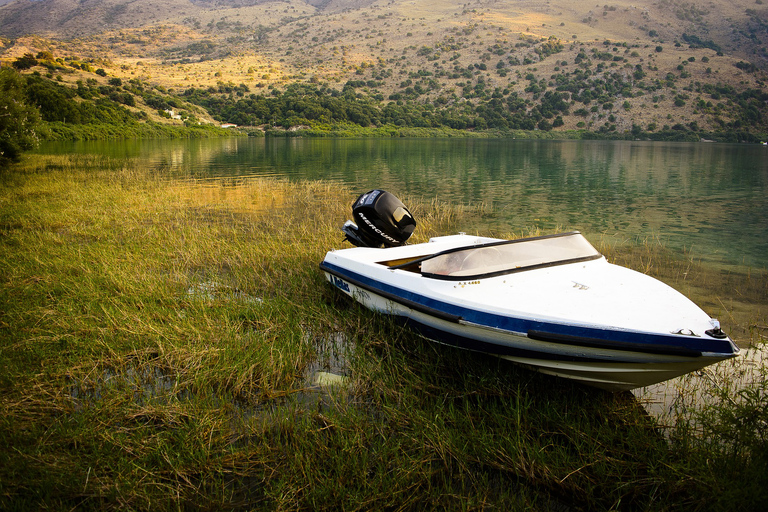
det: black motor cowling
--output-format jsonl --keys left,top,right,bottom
{"left": 342, "top": 190, "right": 416, "bottom": 248}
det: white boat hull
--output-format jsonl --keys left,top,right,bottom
{"left": 321, "top": 234, "right": 740, "bottom": 391}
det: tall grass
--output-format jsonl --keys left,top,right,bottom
{"left": 0, "top": 154, "right": 766, "bottom": 511}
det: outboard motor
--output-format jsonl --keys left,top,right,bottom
{"left": 342, "top": 189, "right": 416, "bottom": 248}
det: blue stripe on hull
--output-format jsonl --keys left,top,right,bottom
{"left": 320, "top": 261, "right": 736, "bottom": 357}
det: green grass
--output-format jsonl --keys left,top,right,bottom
{"left": 1, "top": 155, "right": 766, "bottom": 511}
{"left": 40, "top": 120, "right": 240, "bottom": 141}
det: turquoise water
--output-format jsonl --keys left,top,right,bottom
{"left": 38, "top": 137, "right": 768, "bottom": 270}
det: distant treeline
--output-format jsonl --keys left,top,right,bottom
{"left": 1, "top": 66, "right": 234, "bottom": 163}
{"left": 183, "top": 60, "right": 768, "bottom": 141}
{"left": 184, "top": 82, "right": 578, "bottom": 132}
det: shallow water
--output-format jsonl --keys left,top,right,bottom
{"left": 632, "top": 344, "right": 767, "bottom": 430}
{"left": 39, "top": 137, "right": 768, "bottom": 271}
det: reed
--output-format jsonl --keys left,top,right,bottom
{"left": 1, "top": 154, "right": 765, "bottom": 511}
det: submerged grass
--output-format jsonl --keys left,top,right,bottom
{"left": 1, "top": 154, "right": 766, "bottom": 511}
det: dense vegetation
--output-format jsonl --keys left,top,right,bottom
{"left": 0, "top": 68, "right": 41, "bottom": 163}
{"left": 0, "top": 61, "right": 232, "bottom": 165}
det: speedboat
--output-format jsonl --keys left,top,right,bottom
{"left": 320, "top": 190, "right": 740, "bottom": 392}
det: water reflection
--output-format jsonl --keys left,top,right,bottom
{"left": 38, "top": 137, "right": 768, "bottom": 269}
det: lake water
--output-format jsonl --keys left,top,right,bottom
{"left": 40, "top": 137, "right": 768, "bottom": 271}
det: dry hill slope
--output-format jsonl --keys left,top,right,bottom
{"left": 2, "top": 0, "right": 767, "bottom": 64}
{"left": 2, "top": 0, "right": 768, "bottom": 135}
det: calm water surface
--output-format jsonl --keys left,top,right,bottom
{"left": 39, "top": 137, "right": 768, "bottom": 270}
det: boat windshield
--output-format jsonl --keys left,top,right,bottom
{"left": 414, "top": 232, "right": 602, "bottom": 280}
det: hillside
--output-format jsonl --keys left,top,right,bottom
{"left": 1, "top": 0, "right": 768, "bottom": 138}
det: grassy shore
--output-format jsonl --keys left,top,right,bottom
{"left": 253, "top": 124, "right": 766, "bottom": 144}
{"left": 1, "top": 155, "right": 766, "bottom": 511}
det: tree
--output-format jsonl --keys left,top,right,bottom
{"left": 12, "top": 53, "right": 38, "bottom": 70}
{"left": 0, "top": 69, "right": 41, "bottom": 165}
